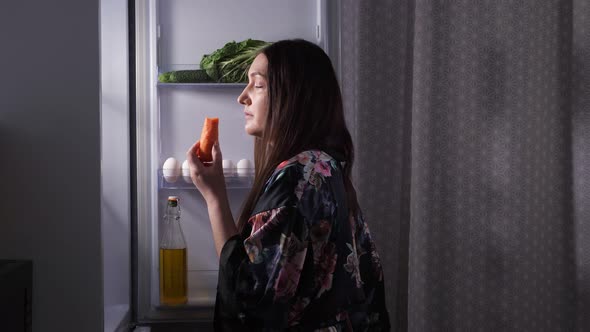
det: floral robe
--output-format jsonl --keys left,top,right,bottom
{"left": 214, "top": 150, "right": 390, "bottom": 331}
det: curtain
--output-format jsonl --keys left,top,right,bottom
{"left": 340, "top": 0, "right": 589, "bottom": 331}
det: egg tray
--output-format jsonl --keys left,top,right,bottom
{"left": 158, "top": 169, "right": 255, "bottom": 190}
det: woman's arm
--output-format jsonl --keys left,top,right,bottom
{"left": 205, "top": 193, "right": 238, "bottom": 257}
{"left": 186, "top": 140, "right": 238, "bottom": 257}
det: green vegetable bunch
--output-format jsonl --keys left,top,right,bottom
{"left": 200, "top": 39, "right": 272, "bottom": 83}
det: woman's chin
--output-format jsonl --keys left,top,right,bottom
{"left": 245, "top": 125, "right": 262, "bottom": 137}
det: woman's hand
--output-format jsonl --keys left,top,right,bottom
{"left": 186, "top": 140, "right": 227, "bottom": 204}
{"left": 187, "top": 140, "right": 237, "bottom": 256}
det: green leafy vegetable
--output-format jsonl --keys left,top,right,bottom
{"left": 200, "top": 39, "right": 271, "bottom": 83}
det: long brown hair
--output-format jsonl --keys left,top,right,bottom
{"left": 237, "top": 39, "right": 359, "bottom": 232}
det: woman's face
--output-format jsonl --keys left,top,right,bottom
{"left": 237, "top": 53, "right": 269, "bottom": 137}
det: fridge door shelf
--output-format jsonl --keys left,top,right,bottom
{"left": 158, "top": 169, "right": 255, "bottom": 189}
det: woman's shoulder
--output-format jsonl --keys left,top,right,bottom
{"left": 261, "top": 149, "right": 343, "bottom": 200}
{"left": 274, "top": 149, "right": 342, "bottom": 173}
{"left": 252, "top": 149, "right": 344, "bottom": 217}
{"left": 264, "top": 150, "right": 342, "bottom": 188}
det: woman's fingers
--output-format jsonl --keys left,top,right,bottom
{"left": 187, "top": 140, "right": 199, "bottom": 158}
{"left": 186, "top": 140, "right": 204, "bottom": 171}
{"left": 211, "top": 140, "right": 222, "bottom": 168}
{"left": 184, "top": 139, "right": 226, "bottom": 202}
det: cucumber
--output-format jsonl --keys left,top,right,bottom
{"left": 158, "top": 72, "right": 172, "bottom": 83}
{"left": 169, "top": 70, "right": 213, "bottom": 83}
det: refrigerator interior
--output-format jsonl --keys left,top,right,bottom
{"left": 134, "top": 0, "right": 338, "bottom": 323}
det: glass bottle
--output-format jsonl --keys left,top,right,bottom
{"left": 159, "top": 196, "right": 188, "bottom": 305}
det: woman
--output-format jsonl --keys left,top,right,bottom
{"left": 187, "top": 39, "right": 390, "bottom": 331}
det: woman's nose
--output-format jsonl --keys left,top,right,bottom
{"left": 237, "top": 89, "right": 250, "bottom": 105}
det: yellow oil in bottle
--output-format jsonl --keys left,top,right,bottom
{"left": 159, "top": 248, "right": 188, "bottom": 305}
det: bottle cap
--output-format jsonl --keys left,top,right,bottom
{"left": 168, "top": 196, "right": 179, "bottom": 201}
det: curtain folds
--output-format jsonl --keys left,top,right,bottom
{"left": 340, "top": 1, "right": 589, "bottom": 331}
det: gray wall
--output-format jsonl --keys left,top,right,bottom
{"left": 0, "top": 1, "right": 103, "bottom": 331}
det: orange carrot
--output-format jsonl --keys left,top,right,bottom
{"left": 197, "top": 117, "right": 219, "bottom": 162}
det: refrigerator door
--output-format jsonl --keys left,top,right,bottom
{"left": 101, "top": 0, "right": 132, "bottom": 331}
{"left": 134, "top": 0, "right": 339, "bottom": 325}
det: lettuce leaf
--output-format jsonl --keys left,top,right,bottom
{"left": 200, "top": 39, "right": 271, "bottom": 83}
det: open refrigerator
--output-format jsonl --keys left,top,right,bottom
{"left": 128, "top": 0, "right": 341, "bottom": 326}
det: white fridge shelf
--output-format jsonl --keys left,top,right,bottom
{"left": 158, "top": 169, "right": 255, "bottom": 189}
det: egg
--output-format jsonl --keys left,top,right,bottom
{"left": 163, "top": 157, "right": 180, "bottom": 183}
{"left": 236, "top": 159, "right": 252, "bottom": 176}
{"left": 163, "top": 157, "right": 180, "bottom": 172}
{"left": 181, "top": 160, "right": 192, "bottom": 183}
{"left": 222, "top": 159, "right": 235, "bottom": 176}
{"left": 222, "top": 159, "right": 234, "bottom": 169}
{"left": 163, "top": 174, "right": 178, "bottom": 183}
{"left": 181, "top": 160, "right": 190, "bottom": 176}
